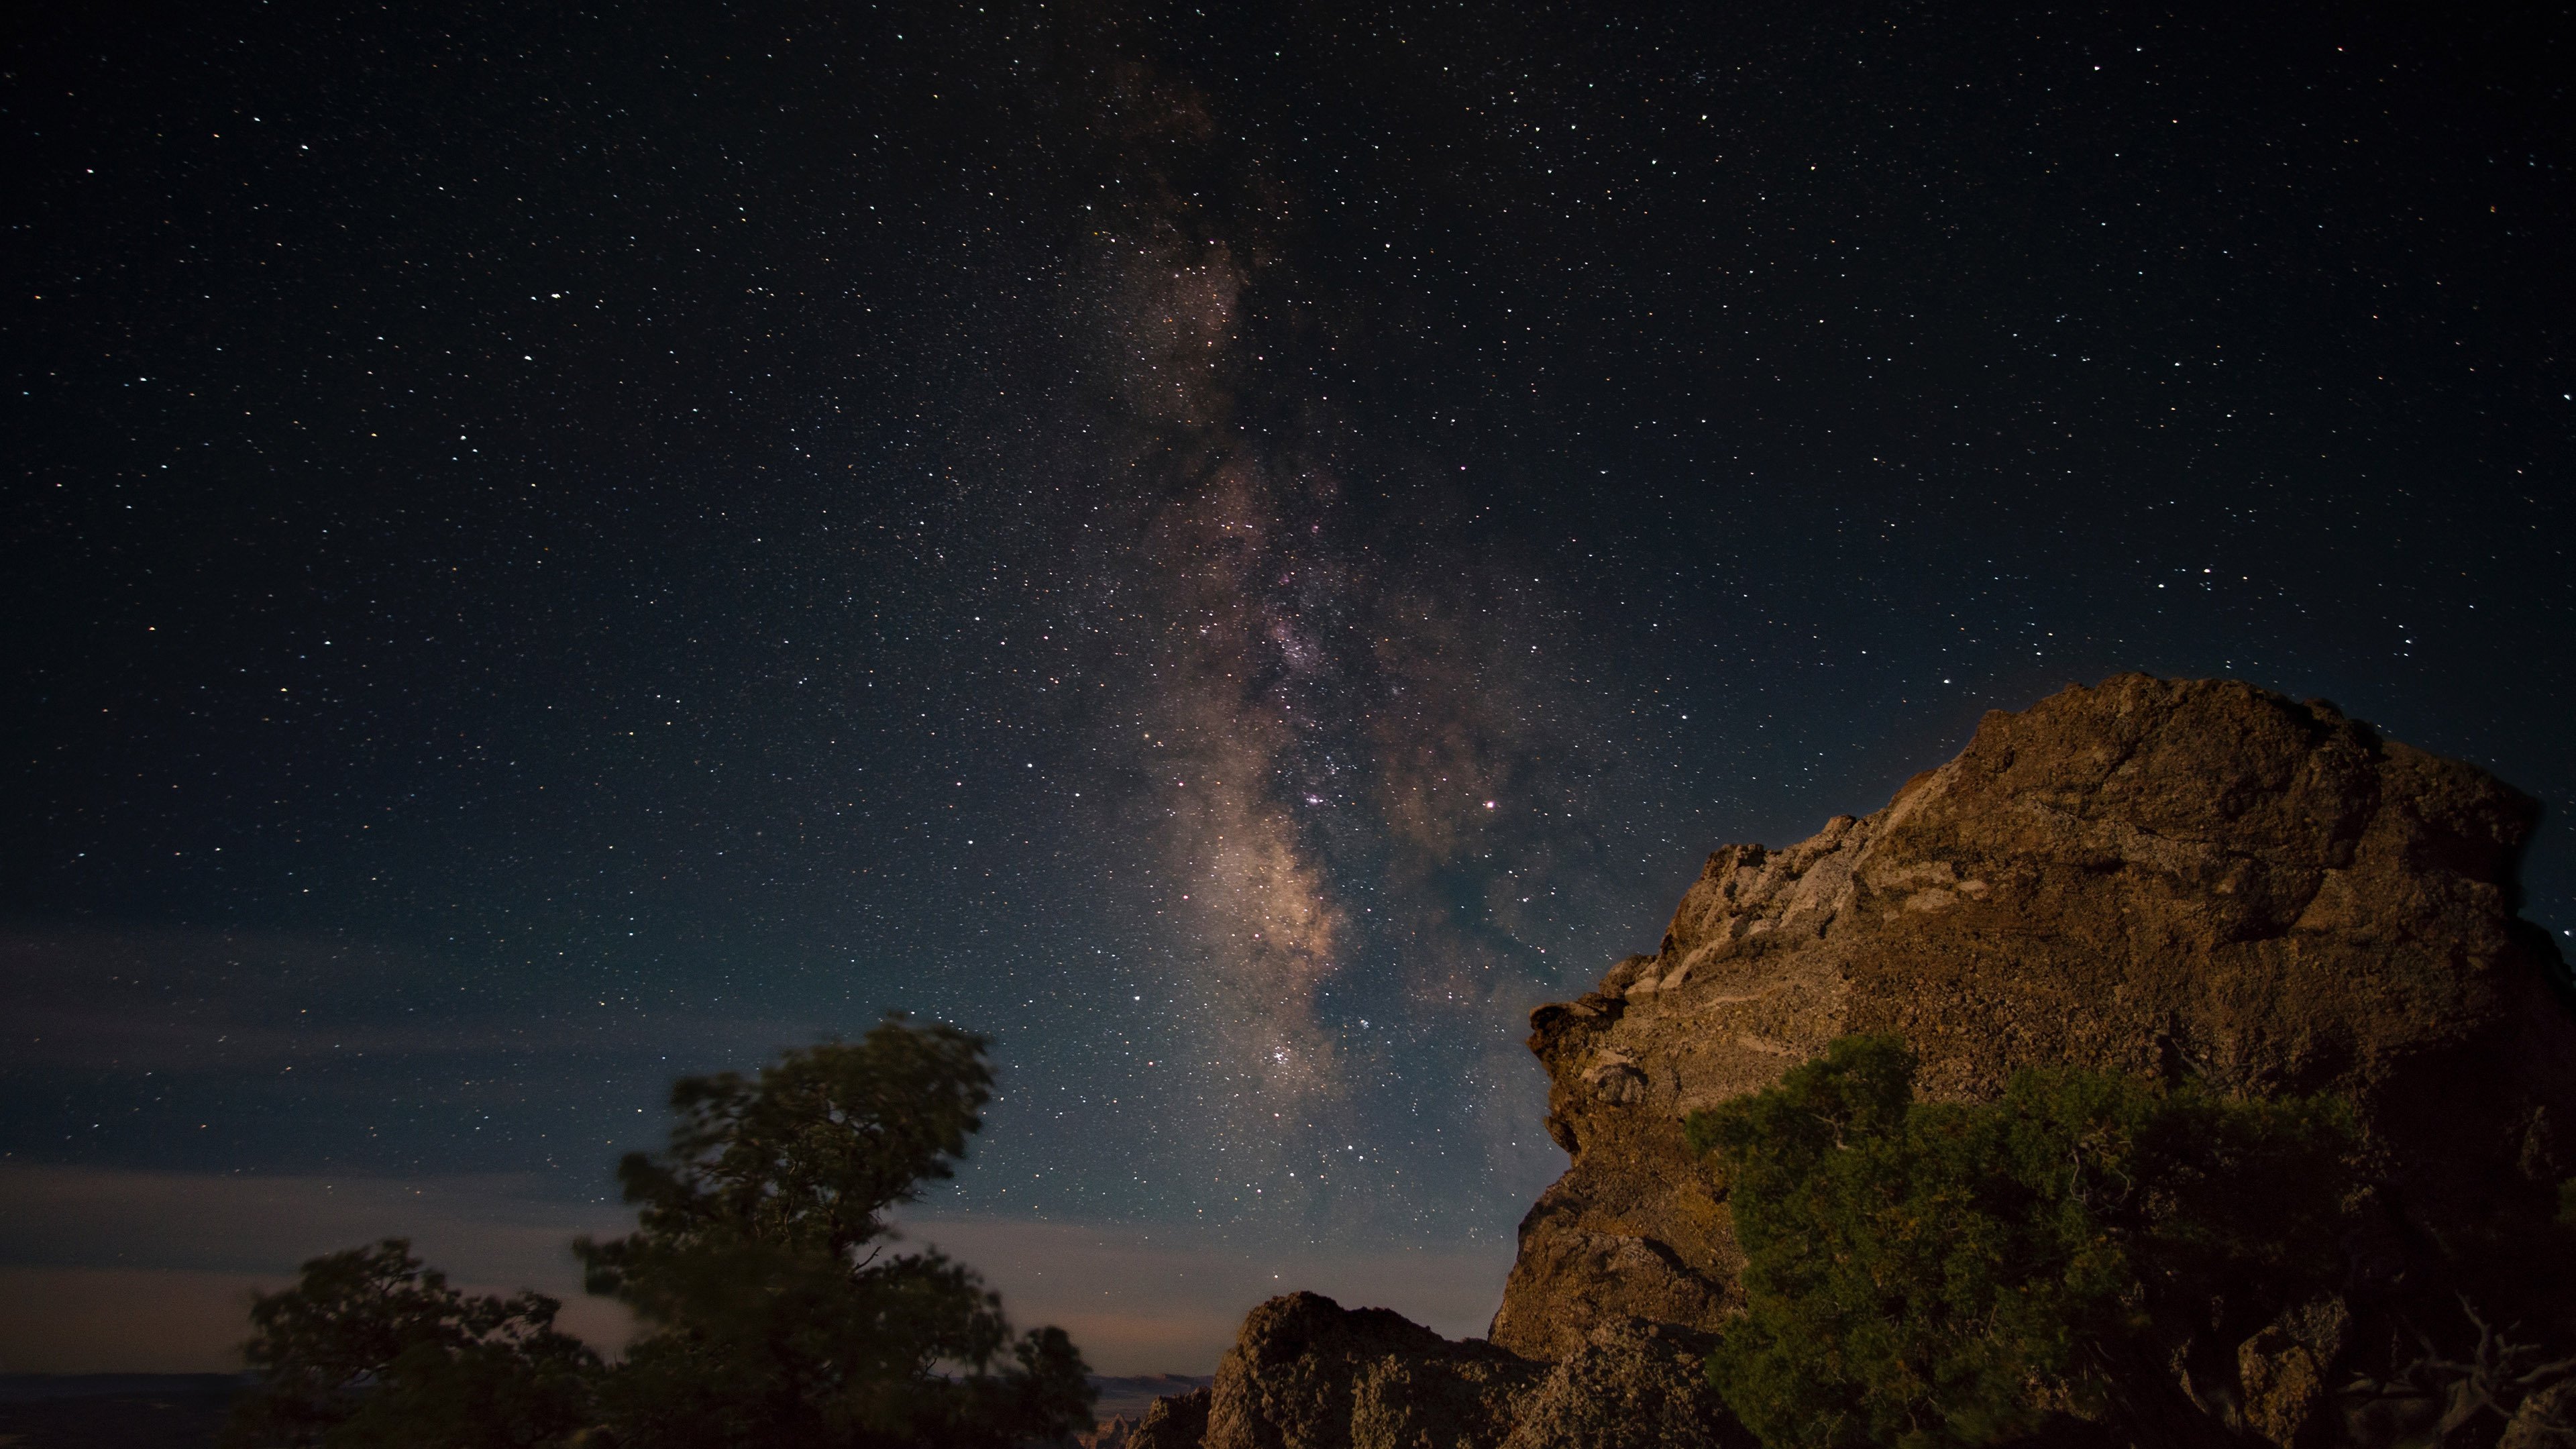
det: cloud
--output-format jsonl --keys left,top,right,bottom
{"left": 0, "top": 1165, "right": 634, "bottom": 1372}
{"left": 2, "top": 923, "right": 469, "bottom": 1073}
{"left": 0, "top": 923, "right": 819, "bottom": 1075}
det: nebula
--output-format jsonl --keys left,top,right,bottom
{"left": 1072, "top": 96, "right": 1352, "bottom": 1114}
{"left": 1036, "top": 60, "right": 1649, "bottom": 1206}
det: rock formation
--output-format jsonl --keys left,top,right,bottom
{"left": 1081, "top": 1414, "right": 1138, "bottom": 1448}
{"left": 1141, "top": 674, "right": 2576, "bottom": 1447}
{"left": 1130, "top": 1389, "right": 1211, "bottom": 1449}
{"left": 1123, "top": 1291, "right": 1740, "bottom": 1449}
{"left": 1491, "top": 673, "right": 2576, "bottom": 1360}
{"left": 1202, "top": 1292, "right": 1539, "bottom": 1449}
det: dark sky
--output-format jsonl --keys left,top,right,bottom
{"left": 5, "top": 0, "right": 2571, "bottom": 1373}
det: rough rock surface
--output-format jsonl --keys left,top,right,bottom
{"left": 1203, "top": 1292, "right": 1540, "bottom": 1449}
{"left": 1169, "top": 1293, "right": 1746, "bottom": 1449}
{"left": 2237, "top": 1297, "right": 2350, "bottom": 1449}
{"left": 1497, "top": 1318, "right": 1747, "bottom": 1449}
{"left": 1489, "top": 674, "right": 2576, "bottom": 1361}
{"left": 2498, "top": 1379, "right": 2576, "bottom": 1449}
{"left": 1130, "top": 1387, "right": 1212, "bottom": 1449}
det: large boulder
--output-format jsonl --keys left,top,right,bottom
{"left": 1131, "top": 1387, "right": 1213, "bottom": 1449}
{"left": 1203, "top": 1292, "right": 1539, "bottom": 1449}
{"left": 1489, "top": 674, "right": 2576, "bottom": 1361}
{"left": 1159, "top": 1293, "right": 1746, "bottom": 1449}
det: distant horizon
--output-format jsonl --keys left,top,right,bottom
{"left": 0, "top": 1158, "right": 1519, "bottom": 1375}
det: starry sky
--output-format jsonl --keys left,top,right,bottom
{"left": 5, "top": 0, "right": 2572, "bottom": 1374}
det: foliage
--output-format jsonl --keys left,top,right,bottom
{"left": 221, "top": 1238, "right": 597, "bottom": 1449}
{"left": 225, "top": 1014, "right": 1090, "bottom": 1449}
{"left": 575, "top": 1012, "right": 1094, "bottom": 1448}
{"left": 1688, "top": 1035, "right": 2355, "bottom": 1449}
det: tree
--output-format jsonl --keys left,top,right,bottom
{"left": 224, "top": 1014, "right": 1091, "bottom": 1449}
{"left": 576, "top": 1012, "right": 1095, "bottom": 1448}
{"left": 221, "top": 1238, "right": 598, "bottom": 1449}
{"left": 1688, "top": 1036, "right": 2355, "bottom": 1449}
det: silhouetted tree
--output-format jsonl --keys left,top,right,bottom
{"left": 577, "top": 1012, "right": 1095, "bottom": 1448}
{"left": 221, "top": 1238, "right": 597, "bottom": 1448}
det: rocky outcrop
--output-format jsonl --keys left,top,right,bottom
{"left": 1202, "top": 1292, "right": 1538, "bottom": 1449}
{"left": 1130, "top": 1387, "right": 1212, "bottom": 1449}
{"left": 1490, "top": 674, "right": 2576, "bottom": 1361}
{"left": 1126, "top": 1293, "right": 1746, "bottom": 1449}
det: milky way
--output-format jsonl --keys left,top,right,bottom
{"left": 6, "top": 1, "right": 2573, "bottom": 1368}
{"left": 1029, "top": 61, "right": 1652, "bottom": 1205}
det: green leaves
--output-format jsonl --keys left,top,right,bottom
{"left": 1689, "top": 1037, "right": 2355, "bottom": 1449}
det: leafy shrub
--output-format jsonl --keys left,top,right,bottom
{"left": 1689, "top": 1036, "right": 2355, "bottom": 1449}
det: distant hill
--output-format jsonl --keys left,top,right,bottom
{"left": 0, "top": 1370, "right": 1211, "bottom": 1448}
{"left": 0, "top": 1375, "right": 246, "bottom": 1448}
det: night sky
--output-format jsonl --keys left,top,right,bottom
{"left": 5, "top": 1, "right": 2572, "bottom": 1373}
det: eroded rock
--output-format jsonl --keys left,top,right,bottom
{"left": 1490, "top": 674, "right": 2576, "bottom": 1361}
{"left": 2239, "top": 1297, "right": 2351, "bottom": 1448}
{"left": 1177, "top": 1295, "right": 1748, "bottom": 1449}
{"left": 1203, "top": 1292, "right": 1539, "bottom": 1449}
{"left": 1131, "top": 1387, "right": 1212, "bottom": 1449}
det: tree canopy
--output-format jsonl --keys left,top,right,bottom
{"left": 1690, "top": 1035, "right": 2355, "bottom": 1449}
{"left": 577, "top": 1013, "right": 1091, "bottom": 1449}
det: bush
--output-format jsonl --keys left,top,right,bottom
{"left": 1689, "top": 1036, "right": 2355, "bottom": 1449}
